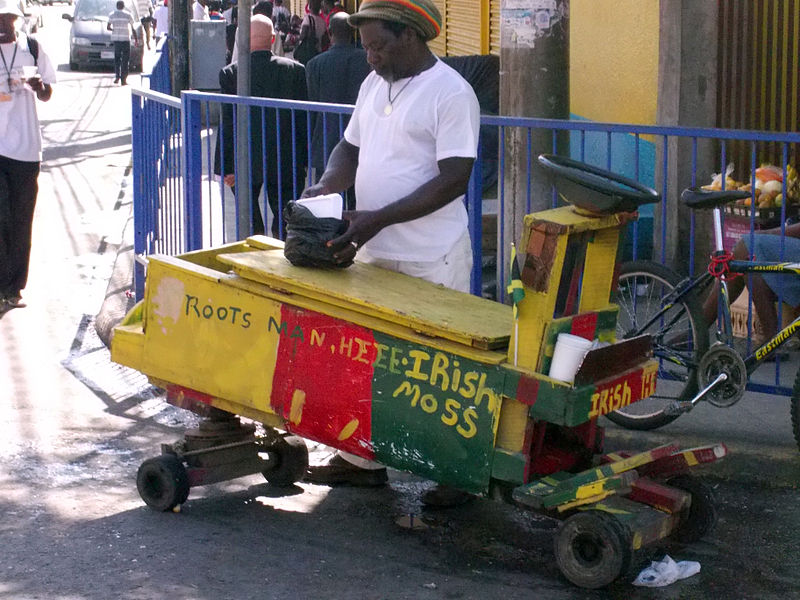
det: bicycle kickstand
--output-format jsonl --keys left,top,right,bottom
{"left": 664, "top": 372, "right": 728, "bottom": 416}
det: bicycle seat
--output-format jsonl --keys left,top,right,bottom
{"left": 538, "top": 155, "right": 660, "bottom": 215}
{"left": 681, "top": 187, "right": 751, "bottom": 210}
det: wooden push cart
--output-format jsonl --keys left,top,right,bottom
{"left": 112, "top": 156, "right": 726, "bottom": 588}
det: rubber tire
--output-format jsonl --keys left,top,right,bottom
{"left": 555, "top": 511, "right": 633, "bottom": 589}
{"left": 262, "top": 435, "right": 309, "bottom": 487}
{"left": 667, "top": 474, "right": 718, "bottom": 543}
{"left": 69, "top": 61, "right": 78, "bottom": 71}
{"left": 136, "top": 455, "right": 190, "bottom": 512}
{"left": 607, "top": 260, "right": 708, "bottom": 430}
{"left": 790, "top": 366, "right": 800, "bottom": 453}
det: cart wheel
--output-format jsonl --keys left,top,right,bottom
{"left": 137, "top": 455, "right": 190, "bottom": 512}
{"left": 667, "top": 474, "right": 718, "bottom": 543}
{"left": 554, "top": 510, "right": 633, "bottom": 589}
{"left": 262, "top": 435, "right": 309, "bottom": 487}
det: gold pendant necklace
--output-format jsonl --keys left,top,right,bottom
{"left": 384, "top": 75, "right": 416, "bottom": 116}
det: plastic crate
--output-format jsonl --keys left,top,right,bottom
{"left": 721, "top": 204, "right": 799, "bottom": 252}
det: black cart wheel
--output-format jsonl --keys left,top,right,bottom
{"left": 137, "top": 454, "right": 190, "bottom": 512}
{"left": 667, "top": 474, "right": 718, "bottom": 543}
{"left": 554, "top": 510, "right": 633, "bottom": 589}
{"left": 262, "top": 435, "right": 309, "bottom": 487}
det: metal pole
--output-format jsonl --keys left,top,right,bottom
{"left": 235, "top": 0, "right": 252, "bottom": 238}
{"left": 169, "top": 0, "right": 190, "bottom": 95}
{"left": 499, "top": 0, "right": 569, "bottom": 287}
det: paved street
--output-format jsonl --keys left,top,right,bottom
{"left": 1, "top": 6, "right": 799, "bottom": 599}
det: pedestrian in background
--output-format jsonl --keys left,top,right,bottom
{"left": 214, "top": 15, "right": 308, "bottom": 237}
{"left": 136, "top": 0, "right": 153, "bottom": 49}
{"left": 152, "top": 0, "right": 168, "bottom": 46}
{"left": 305, "top": 11, "right": 369, "bottom": 207}
{"left": 0, "top": 0, "right": 55, "bottom": 316}
{"left": 107, "top": 0, "right": 137, "bottom": 85}
{"left": 192, "top": 0, "right": 209, "bottom": 20}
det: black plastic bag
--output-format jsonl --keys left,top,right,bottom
{"left": 282, "top": 201, "right": 352, "bottom": 268}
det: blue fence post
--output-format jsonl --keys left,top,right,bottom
{"left": 182, "top": 92, "right": 204, "bottom": 251}
{"left": 131, "top": 92, "right": 146, "bottom": 300}
{"left": 467, "top": 141, "right": 484, "bottom": 297}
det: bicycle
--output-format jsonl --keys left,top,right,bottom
{"left": 608, "top": 186, "right": 800, "bottom": 452}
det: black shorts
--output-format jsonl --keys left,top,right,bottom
{"left": 141, "top": 16, "right": 153, "bottom": 25}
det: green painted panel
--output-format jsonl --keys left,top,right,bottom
{"left": 370, "top": 331, "right": 505, "bottom": 494}
{"left": 528, "top": 380, "right": 570, "bottom": 424}
{"left": 564, "top": 384, "right": 595, "bottom": 426}
{"left": 491, "top": 449, "right": 527, "bottom": 484}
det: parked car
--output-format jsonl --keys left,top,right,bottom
{"left": 63, "top": 0, "right": 143, "bottom": 72}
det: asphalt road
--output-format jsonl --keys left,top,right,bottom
{"left": 1, "top": 7, "right": 799, "bottom": 599}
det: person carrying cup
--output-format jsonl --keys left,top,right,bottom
{"left": 0, "top": 0, "right": 54, "bottom": 316}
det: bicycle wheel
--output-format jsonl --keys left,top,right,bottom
{"left": 790, "top": 367, "right": 800, "bottom": 452}
{"left": 607, "top": 260, "right": 709, "bottom": 430}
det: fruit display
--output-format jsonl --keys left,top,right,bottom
{"left": 703, "top": 162, "right": 799, "bottom": 209}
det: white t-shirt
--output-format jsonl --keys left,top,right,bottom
{"left": 0, "top": 35, "right": 57, "bottom": 162}
{"left": 344, "top": 59, "right": 480, "bottom": 261}
{"left": 153, "top": 4, "right": 169, "bottom": 36}
{"left": 192, "top": 1, "right": 209, "bottom": 20}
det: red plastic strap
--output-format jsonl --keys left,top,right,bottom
{"left": 708, "top": 250, "right": 741, "bottom": 280}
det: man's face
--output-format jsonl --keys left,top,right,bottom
{"left": 359, "top": 20, "right": 409, "bottom": 81}
{"left": 0, "top": 14, "right": 18, "bottom": 40}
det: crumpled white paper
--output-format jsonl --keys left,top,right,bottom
{"left": 632, "top": 555, "right": 701, "bottom": 587}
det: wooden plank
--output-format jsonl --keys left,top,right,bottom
{"left": 573, "top": 334, "right": 652, "bottom": 386}
{"left": 217, "top": 249, "right": 511, "bottom": 350}
{"left": 636, "top": 444, "right": 729, "bottom": 478}
{"left": 548, "top": 444, "right": 678, "bottom": 493}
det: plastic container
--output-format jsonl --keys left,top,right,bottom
{"left": 296, "top": 193, "right": 344, "bottom": 219}
{"left": 548, "top": 333, "right": 593, "bottom": 384}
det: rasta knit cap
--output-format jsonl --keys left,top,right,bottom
{"left": 348, "top": 0, "right": 442, "bottom": 41}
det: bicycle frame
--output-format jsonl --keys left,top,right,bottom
{"left": 631, "top": 204, "right": 800, "bottom": 380}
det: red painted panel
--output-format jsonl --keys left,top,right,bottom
{"left": 515, "top": 374, "right": 540, "bottom": 407}
{"left": 570, "top": 312, "right": 598, "bottom": 340}
{"left": 270, "top": 305, "right": 378, "bottom": 459}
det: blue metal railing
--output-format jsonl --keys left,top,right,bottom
{"left": 131, "top": 87, "right": 800, "bottom": 393}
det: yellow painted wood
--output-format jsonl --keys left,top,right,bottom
{"left": 530, "top": 206, "right": 628, "bottom": 232}
{"left": 109, "top": 323, "right": 145, "bottom": 368}
{"left": 224, "top": 275, "right": 508, "bottom": 365}
{"left": 579, "top": 226, "right": 621, "bottom": 312}
{"left": 509, "top": 207, "right": 631, "bottom": 370}
{"left": 507, "top": 229, "right": 568, "bottom": 370}
{"left": 217, "top": 249, "right": 511, "bottom": 350}
{"left": 133, "top": 256, "right": 285, "bottom": 414}
{"left": 494, "top": 396, "right": 530, "bottom": 453}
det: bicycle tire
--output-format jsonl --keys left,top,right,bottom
{"left": 607, "top": 260, "right": 709, "bottom": 430}
{"left": 790, "top": 367, "right": 800, "bottom": 453}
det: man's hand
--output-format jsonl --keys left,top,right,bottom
{"left": 224, "top": 173, "right": 235, "bottom": 187}
{"left": 300, "top": 182, "right": 329, "bottom": 199}
{"left": 326, "top": 210, "right": 384, "bottom": 264}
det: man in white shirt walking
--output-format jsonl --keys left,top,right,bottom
{"left": 0, "top": 0, "right": 55, "bottom": 315}
{"left": 107, "top": 0, "right": 137, "bottom": 84}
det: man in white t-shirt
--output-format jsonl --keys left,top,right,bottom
{"left": 301, "top": 0, "right": 480, "bottom": 505}
{"left": 152, "top": 0, "right": 168, "bottom": 44}
{"left": 107, "top": 0, "right": 137, "bottom": 84}
{"left": 0, "top": 0, "right": 55, "bottom": 315}
{"left": 192, "top": 0, "right": 209, "bottom": 20}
